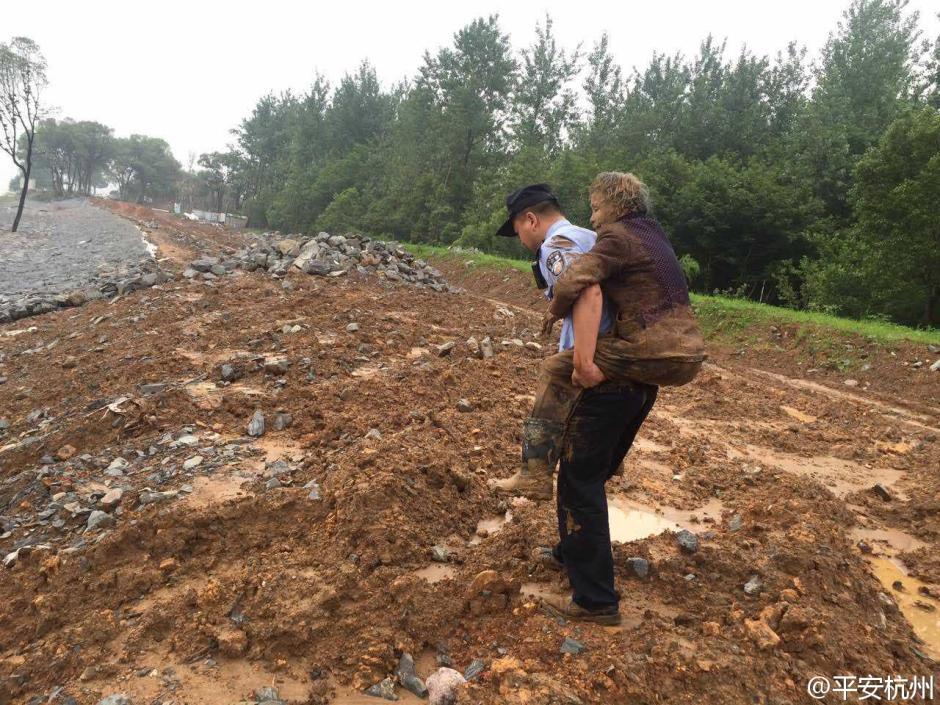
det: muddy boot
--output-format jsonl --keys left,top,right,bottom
{"left": 490, "top": 418, "right": 564, "bottom": 501}
{"left": 533, "top": 546, "right": 564, "bottom": 570}
{"left": 541, "top": 595, "right": 621, "bottom": 626}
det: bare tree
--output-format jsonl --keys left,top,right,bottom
{"left": 0, "top": 37, "right": 48, "bottom": 232}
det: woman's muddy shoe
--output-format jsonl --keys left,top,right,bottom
{"left": 489, "top": 459, "right": 554, "bottom": 501}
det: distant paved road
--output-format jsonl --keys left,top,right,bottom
{"left": 0, "top": 198, "right": 152, "bottom": 298}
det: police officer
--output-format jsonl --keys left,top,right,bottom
{"left": 490, "top": 184, "right": 613, "bottom": 501}
{"left": 493, "top": 176, "right": 705, "bottom": 625}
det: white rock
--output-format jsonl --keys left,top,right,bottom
{"left": 100, "top": 488, "right": 124, "bottom": 507}
{"left": 107, "top": 457, "right": 129, "bottom": 473}
{"left": 427, "top": 667, "right": 467, "bottom": 705}
{"left": 247, "top": 409, "right": 265, "bottom": 437}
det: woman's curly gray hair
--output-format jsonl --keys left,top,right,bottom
{"left": 590, "top": 172, "right": 651, "bottom": 218}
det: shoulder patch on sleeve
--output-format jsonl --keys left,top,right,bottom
{"left": 549, "top": 235, "right": 577, "bottom": 250}
{"left": 546, "top": 250, "right": 565, "bottom": 276}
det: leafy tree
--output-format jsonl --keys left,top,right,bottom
{"left": 326, "top": 62, "right": 395, "bottom": 153}
{"left": 803, "top": 108, "right": 939, "bottom": 324}
{"left": 210, "top": 6, "right": 935, "bottom": 327}
{"left": 0, "top": 36, "right": 48, "bottom": 231}
{"left": 29, "top": 119, "right": 114, "bottom": 196}
{"left": 581, "top": 32, "right": 624, "bottom": 147}
{"left": 798, "top": 0, "right": 922, "bottom": 222}
{"left": 512, "top": 16, "right": 581, "bottom": 156}
{"left": 417, "top": 16, "right": 517, "bottom": 233}
{"left": 110, "top": 135, "right": 181, "bottom": 203}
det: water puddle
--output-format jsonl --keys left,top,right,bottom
{"left": 867, "top": 556, "right": 940, "bottom": 660}
{"left": 609, "top": 505, "right": 681, "bottom": 543}
{"left": 607, "top": 496, "right": 724, "bottom": 544}
{"left": 746, "top": 367, "right": 939, "bottom": 433}
{"left": 413, "top": 564, "right": 456, "bottom": 583}
{"left": 520, "top": 582, "right": 564, "bottom": 603}
{"left": 468, "top": 510, "right": 512, "bottom": 546}
{"left": 731, "top": 445, "right": 905, "bottom": 499}
{"left": 851, "top": 526, "right": 927, "bottom": 555}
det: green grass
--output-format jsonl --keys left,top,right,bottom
{"left": 691, "top": 294, "right": 939, "bottom": 346}
{"left": 400, "top": 242, "right": 531, "bottom": 274}
{"left": 400, "top": 241, "right": 939, "bottom": 346}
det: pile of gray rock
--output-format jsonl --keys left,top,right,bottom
{"left": 0, "top": 427, "right": 262, "bottom": 568}
{"left": 185, "top": 231, "right": 456, "bottom": 292}
{"left": 0, "top": 262, "right": 172, "bottom": 324}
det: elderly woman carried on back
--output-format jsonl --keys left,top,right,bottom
{"left": 544, "top": 171, "right": 706, "bottom": 390}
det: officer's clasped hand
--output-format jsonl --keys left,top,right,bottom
{"left": 541, "top": 311, "right": 559, "bottom": 337}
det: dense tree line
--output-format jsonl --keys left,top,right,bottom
{"left": 217, "top": 0, "right": 938, "bottom": 326}
{"left": 21, "top": 120, "right": 184, "bottom": 204}
{"left": 15, "top": 1, "right": 938, "bottom": 326}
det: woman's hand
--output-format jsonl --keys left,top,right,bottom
{"left": 572, "top": 360, "right": 606, "bottom": 388}
{"left": 541, "top": 311, "right": 559, "bottom": 337}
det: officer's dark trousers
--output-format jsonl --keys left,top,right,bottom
{"left": 554, "top": 381, "right": 658, "bottom": 609}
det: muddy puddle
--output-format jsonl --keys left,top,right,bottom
{"left": 413, "top": 564, "right": 456, "bottom": 583}
{"left": 746, "top": 367, "right": 940, "bottom": 433}
{"left": 867, "top": 557, "right": 940, "bottom": 660}
{"left": 729, "top": 444, "right": 905, "bottom": 499}
{"left": 849, "top": 524, "right": 940, "bottom": 659}
{"left": 607, "top": 496, "right": 724, "bottom": 544}
{"left": 851, "top": 526, "right": 928, "bottom": 554}
{"left": 608, "top": 505, "right": 680, "bottom": 543}
{"left": 468, "top": 510, "right": 512, "bottom": 546}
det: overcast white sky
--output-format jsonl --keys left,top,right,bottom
{"left": 3, "top": 0, "right": 938, "bottom": 190}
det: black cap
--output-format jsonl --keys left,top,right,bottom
{"left": 496, "top": 183, "right": 559, "bottom": 237}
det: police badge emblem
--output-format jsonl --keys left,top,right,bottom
{"left": 546, "top": 250, "right": 565, "bottom": 276}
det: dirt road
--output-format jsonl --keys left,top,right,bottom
{"left": 0, "top": 202, "right": 937, "bottom": 704}
{"left": 0, "top": 199, "right": 153, "bottom": 298}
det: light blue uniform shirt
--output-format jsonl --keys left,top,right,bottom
{"left": 538, "top": 219, "right": 613, "bottom": 351}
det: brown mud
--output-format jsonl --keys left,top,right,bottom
{"left": 0, "top": 205, "right": 938, "bottom": 704}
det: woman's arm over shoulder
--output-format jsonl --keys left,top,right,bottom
{"left": 548, "top": 227, "right": 631, "bottom": 318}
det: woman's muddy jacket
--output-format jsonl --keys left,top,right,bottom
{"left": 548, "top": 214, "right": 706, "bottom": 368}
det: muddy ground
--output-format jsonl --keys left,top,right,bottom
{"left": 0, "top": 202, "right": 937, "bottom": 705}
